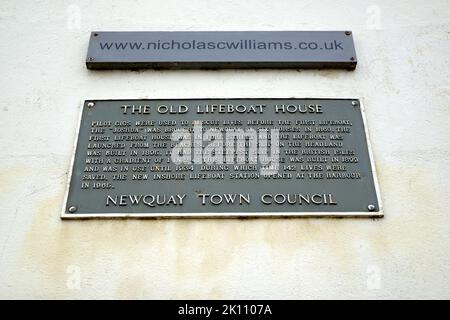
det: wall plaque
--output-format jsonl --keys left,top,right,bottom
{"left": 86, "top": 31, "right": 357, "bottom": 70}
{"left": 62, "top": 99, "right": 381, "bottom": 218}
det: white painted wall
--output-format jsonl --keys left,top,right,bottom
{"left": 0, "top": 0, "right": 449, "bottom": 299}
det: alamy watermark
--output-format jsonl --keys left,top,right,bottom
{"left": 170, "top": 121, "right": 280, "bottom": 176}
{"left": 66, "top": 265, "right": 81, "bottom": 290}
{"left": 66, "top": 4, "right": 81, "bottom": 30}
{"left": 366, "top": 5, "right": 382, "bottom": 30}
{"left": 366, "top": 265, "right": 382, "bottom": 290}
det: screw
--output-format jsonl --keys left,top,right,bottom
{"left": 352, "top": 100, "right": 359, "bottom": 106}
{"left": 93, "top": 33, "right": 99, "bottom": 37}
{"left": 87, "top": 102, "right": 95, "bottom": 108}
{"left": 350, "top": 57, "right": 355, "bottom": 61}
{"left": 68, "top": 206, "right": 77, "bottom": 213}
{"left": 368, "top": 204, "right": 376, "bottom": 212}
{"left": 345, "top": 31, "right": 352, "bottom": 36}
{"left": 88, "top": 57, "right": 94, "bottom": 61}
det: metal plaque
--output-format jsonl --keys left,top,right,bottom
{"left": 86, "top": 31, "right": 357, "bottom": 70}
{"left": 62, "top": 99, "right": 381, "bottom": 218}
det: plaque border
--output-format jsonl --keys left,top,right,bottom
{"left": 61, "top": 98, "right": 383, "bottom": 219}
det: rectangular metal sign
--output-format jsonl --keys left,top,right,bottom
{"left": 62, "top": 99, "right": 381, "bottom": 218}
{"left": 86, "top": 31, "right": 357, "bottom": 70}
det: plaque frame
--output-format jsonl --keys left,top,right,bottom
{"left": 61, "top": 98, "right": 383, "bottom": 219}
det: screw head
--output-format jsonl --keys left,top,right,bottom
{"left": 87, "top": 102, "right": 95, "bottom": 108}
{"left": 352, "top": 100, "right": 359, "bottom": 106}
{"left": 367, "top": 204, "right": 376, "bottom": 212}
{"left": 88, "top": 57, "right": 94, "bottom": 61}
{"left": 345, "top": 31, "right": 352, "bottom": 36}
{"left": 68, "top": 206, "right": 77, "bottom": 213}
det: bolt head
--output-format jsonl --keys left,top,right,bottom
{"left": 87, "top": 102, "right": 95, "bottom": 108}
{"left": 352, "top": 100, "right": 359, "bottom": 106}
{"left": 367, "top": 204, "right": 376, "bottom": 212}
{"left": 345, "top": 31, "right": 352, "bottom": 36}
{"left": 68, "top": 206, "right": 77, "bottom": 213}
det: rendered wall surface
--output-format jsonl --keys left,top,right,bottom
{"left": 0, "top": 0, "right": 449, "bottom": 299}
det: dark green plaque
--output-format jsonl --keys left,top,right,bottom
{"left": 62, "top": 99, "right": 382, "bottom": 218}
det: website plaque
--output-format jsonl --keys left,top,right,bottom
{"left": 86, "top": 31, "right": 357, "bottom": 70}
